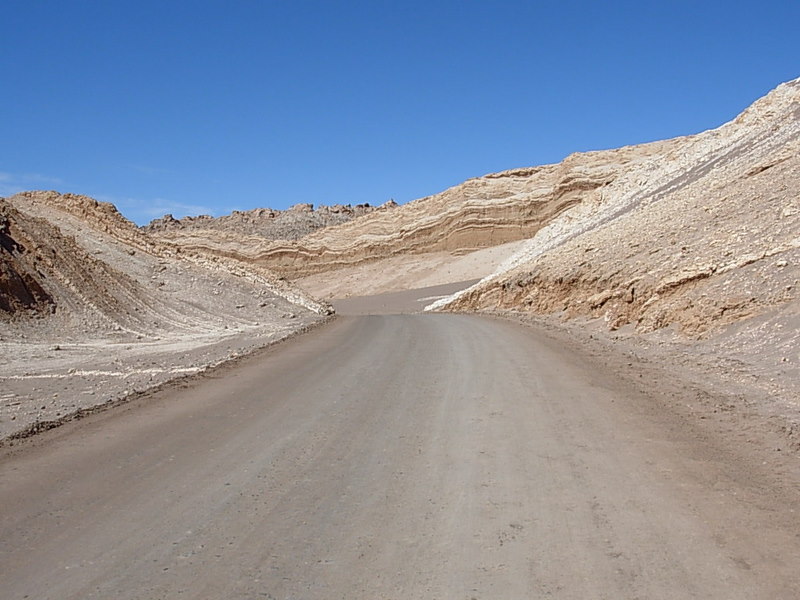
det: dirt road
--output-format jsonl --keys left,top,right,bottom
{"left": 2, "top": 311, "right": 799, "bottom": 599}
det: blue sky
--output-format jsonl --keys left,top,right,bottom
{"left": 2, "top": 1, "right": 798, "bottom": 225}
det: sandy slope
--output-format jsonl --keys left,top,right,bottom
{"left": 432, "top": 77, "right": 800, "bottom": 333}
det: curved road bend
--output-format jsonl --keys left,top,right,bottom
{"left": 2, "top": 312, "right": 799, "bottom": 599}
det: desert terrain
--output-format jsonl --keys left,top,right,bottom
{"left": 3, "top": 303, "right": 798, "bottom": 599}
{"left": 2, "top": 77, "right": 799, "bottom": 597}
{"left": 0, "top": 191, "right": 329, "bottom": 441}
{"left": 147, "top": 76, "right": 800, "bottom": 449}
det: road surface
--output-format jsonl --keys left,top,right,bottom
{"left": 2, "top": 309, "right": 799, "bottom": 598}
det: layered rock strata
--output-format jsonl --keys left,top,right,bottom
{"left": 151, "top": 155, "right": 645, "bottom": 277}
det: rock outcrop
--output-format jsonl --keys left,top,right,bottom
{"left": 0, "top": 191, "right": 329, "bottom": 338}
{"left": 1, "top": 206, "right": 55, "bottom": 315}
{"left": 279, "top": 151, "right": 674, "bottom": 297}
{"left": 0, "top": 199, "right": 144, "bottom": 324}
{"left": 152, "top": 158, "right": 636, "bottom": 277}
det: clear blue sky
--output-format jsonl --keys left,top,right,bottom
{"left": 2, "top": 1, "right": 798, "bottom": 225}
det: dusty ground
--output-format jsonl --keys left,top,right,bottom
{"left": 486, "top": 308, "right": 800, "bottom": 453}
{"left": 0, "top": 316, "right": 325, "bottom": 442}
{"left": 2, "top": 298, "right": 798, "bottom": 598}
{"left": 334, "top": 279, "right": 800, "bottom": 454}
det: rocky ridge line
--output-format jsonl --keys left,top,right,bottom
{"left": 143, "top": 201, "right": 396, "bottom": 241}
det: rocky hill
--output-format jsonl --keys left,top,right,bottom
{"left": 1, "top": 191, "right": 327, "bottom": 336}
{"left": 144, "top": 201, "right": 395, "bottom": 241}
{"left": 431, "top": 77, "right": 800, "bottom": 339}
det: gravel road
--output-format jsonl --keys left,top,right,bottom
{"left": 2, "top": 312, "right": 799, "bottom": 599}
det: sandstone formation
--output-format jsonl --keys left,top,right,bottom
{"left": 431, "top": 78, "right": 800, "bottom": 339}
